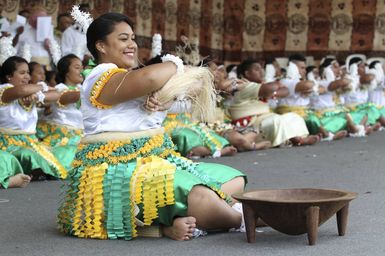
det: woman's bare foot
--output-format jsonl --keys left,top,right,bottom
{"left": 253, "top": 141, "right": 272, "bottom": 150}
{"left": 8, "top": 174, "right": 31, "bottom": 188}
{"left": 220, "top": 146, "right": 237, "bottom": 156}
{"left": 333, "top": 130, "right": 347, "bottom": 140}
{"left": 291, "top": 135, "right": 319, "bottom": 146}
{"left": 188, "top": 146, "right": 211, "bottom": 158}
{"left": 372, "top": 122, "right": 381, "bottom": 131}
{"left": 365, "top": 125, "right": 374, "bottom": 135}
{"left": 162, "top": 216, "right": 197, "bottom": 241}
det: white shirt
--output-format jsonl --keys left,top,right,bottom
{"left": 0, "top": 17, "right": 10, "bottom": 32}
{"left": 278, "top": 78, "right": 310, "bottom": 107}
{"left": 81, "top": 63, "right": 167, "bottom": 135}
{"left": 368, "top": 78, "right": 385, "bottom": 107}
{"left": 310, "top": 80, "right": 336, "bottom": 110}
{"left": 61, "top": 25, "right": 88, "bottom": 59}
{"left": 48, "top": 83, "right": 83, "bottom": 129}
{"left": 17, "top": 24, "right": 54, "bottom": 58}
{"left": 0, "top": 84, "right": 37, "bottom": 133}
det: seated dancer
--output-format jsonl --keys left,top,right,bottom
{"left": 0, "top": 56, "right": 67, "bottom": 180}
{"left": 276, "top": 54, "right": 349, "bottom": 140}
{"left": 207, "top": 61, "right": 271, "bottom": 152}
{"left": 0, "top": 150, "right": 31, "bottom": 188}
{"left": 36, "top": 54, "right": 84, "bottom": 148}
{"left": 367, "top": 59, "right": 385, "bottom": 118}
{"left": 304, "top": 58, "right": 355, "bottom": 140}
{"left": 58, "top": 12, "right": 246, "bottom": 241}
{"left": 343, "top": 55, "right": 385, "bottom": 133}
{"left": 163, "top": 98, "right": 238, "bottom": 158}
{"left": 227, "top": 59, "right": 319, "bottom": 147}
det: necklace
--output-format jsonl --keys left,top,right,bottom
{"left": 18, "top": 99, "right": 33, "bottom": 112}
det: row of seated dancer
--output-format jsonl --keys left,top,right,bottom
{"left": 0, "top": 13, "right": 384, "bottom": 242}
{"left": 2, "top": 51, "right": 385, "bottom": 189}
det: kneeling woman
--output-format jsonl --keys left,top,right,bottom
{"left": 0, "top": 56, "right": 67, "bottom": 179}
{"left": 36, "top": 54, "right": 84, "bottom": 148}
{"left": 57, "top": 13, "right": 246, "bottom": 241}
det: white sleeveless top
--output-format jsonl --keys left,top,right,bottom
{"left": 81, "top": 63, "right": 166, "bottom": 135}
{"left": 48, "top": 83, "right": 84, "bottom": 129}
{"left": 0, "top": 83, "right": 38, "bottom": 133}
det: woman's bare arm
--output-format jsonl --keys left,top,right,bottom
{"left": 97, "top": 62, "right": 177, "bottom": 106}
{"left": 57, "top": 91, "right": 80, "bottom": 105}
{"left": 1, "top": 84, "right": 43, "bottom": 103}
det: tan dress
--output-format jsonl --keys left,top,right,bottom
{"left": 228, "top": 82, "right": 309, "bottom": 146}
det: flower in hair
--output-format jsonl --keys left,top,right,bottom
{"left": 70, "top": 5, "right": 93, "bottom": 34}
{"left": 151, "top": 33, "right": 162, "bottom": 58}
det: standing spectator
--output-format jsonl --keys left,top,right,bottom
{"left": 0, "top": 0, "right": 10, "bottom": 37}
{"left": 16, "top": 6, "right": 59, "bottom": 70}
{"left": 54, "top": 13, "right": 73, "bottom": 45}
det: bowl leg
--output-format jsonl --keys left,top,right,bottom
{"left": 243, "top": 204, "right": 257, "bottom": 243}
{"left": 306, "top": 206, "right": 320, "bottom": 246}
{"left": 336, "top": 204, "right": 349, "bottom": 236}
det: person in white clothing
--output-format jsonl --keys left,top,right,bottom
{"left": 36, "top": 54, "right": 84, "bottom": 148}
{"left": 16, "top": 6, "right": 57, "bottom": 70}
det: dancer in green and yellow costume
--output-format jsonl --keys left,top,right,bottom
{"left": 58, "top": 12, "right": 246, "bottom": 241}
{"left": 0, "top": 56, "right": 68, "bottom": 179}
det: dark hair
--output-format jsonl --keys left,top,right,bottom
{"left": 306, "top": 65, "right": 315, "bottom": 74}
{"left": 57, "top": 12, "right": 72, "bottom": 25}
{"left": 45, "top": 70, "right": 57, "bottom": 86}
{"left": 0, "top": 56, "right": 28, "bottom": 84}
{"left": 237, "top": 59, "right": 258, "bottom": 78}
{"left": 79, "top": 3, "right": 90, "bottom": 12}
{"left": 348, "top": 57, "right": 363, "bottom": 68}
{"left": 226, "top": 64, "right": 237, "bottom": 74}
{"left": 19, "top": 9, "right": 30, "bottom": 17}
{"left": 289, "top": 53, "right": 306, "bottom": 63}
{"left": 320, "top": 57, "right": 335, "bottom": 69}
{"left": 369, "top": 60, "right": 381, "bottom": 69}
{"left": 87, "top": 13, "right": 134, "bottom": 62}
{"left": 28, "top": 62, "right": 41, "bottom": 74}
{"left": 55, "top": 54, "right": 80, "bottom": 84}
{"left": 145, "top": 54, "right": 163, "bottom": 66}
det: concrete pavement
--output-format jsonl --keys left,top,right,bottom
{"left": 1, "top": 131, "right": 385, "bottom": 256}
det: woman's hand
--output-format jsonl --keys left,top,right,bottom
{"left": 144, "top": 93, "right": 174, "bottom": 112}
{"left": 20, "top": 94, "right": 38, "bottom": 106}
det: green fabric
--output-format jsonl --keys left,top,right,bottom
{"left": 81, "top": 59, "right": 96, "bottom": 78}
{"left": 0, "top": 151, "right": 24, "bottom": 189}
{"left": 306, "top": 110, "right": 348, "bottom": 135}
{"left": 163, "top": 113, "right": 230, "bottom": 156}
{"left": 51, "top": 145, "right": 77, "bottom": 172}
{"left": 156, "top": 160, "right": 245, "bottom": 226}
{"left": 36, "top": 122, "right": 82, "bottom": 147}
{"left": 350, "top": 103, "right": 382, "bottom": 125}
{"left": 58, "top": 133, "right": 246, "bottom": 240}
{"left": 0, "top": 134, "right": 68, "bottom": 178}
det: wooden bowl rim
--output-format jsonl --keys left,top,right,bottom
{"left": 232, "top": 188, "right": 358, "bottom": 204}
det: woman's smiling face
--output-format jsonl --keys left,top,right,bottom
{"left": 97, "top": 22, "right": 138, "bottom": 69}
{"left": 9, "top": 63, "right": 30, "bottom": 86}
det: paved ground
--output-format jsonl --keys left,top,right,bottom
{"left": 1, "top": 131, "right": 385, "bottom": 256}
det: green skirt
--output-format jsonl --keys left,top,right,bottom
{"left": 57, "top": 132, "right": 245, "bottom": 240}
{"left": 306, "top": 109, "right": 348, "bottom": 135}
{"left": 0, "top": 133, "right": 68, "bottom": 179}
{"left": 0, "top": 151, "right": 24, "bottom": 188}
{"left": 349, "top": 103, "right": 383, "bottom": 125}
{"left": 36, "top": 121, "right": 83, "bottom": 147}
{"left": 163, "top": 113, "right": 230, "bottom": 156}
